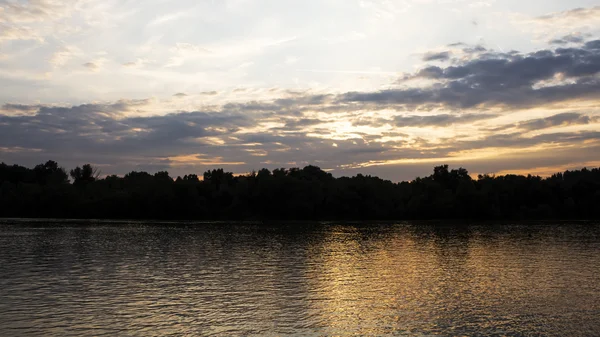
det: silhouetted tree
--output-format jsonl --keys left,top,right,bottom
{"left": 1, "top": 161, "right": 600, "bottom": 220}
{"left": 183, "top": 174, "right": 199, "bottom": 182}
{"left": 34, "top": 160, "right": 68, "bottom": 185}
{"left": 70, "top": 164, "right": 99, "bottom": 185}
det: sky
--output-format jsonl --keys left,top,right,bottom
{"left": 1, "top": 0, "right": 599, "bottom": 181}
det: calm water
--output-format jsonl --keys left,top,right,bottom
{"left": 0, "top": 220, "right": 599, "bottom": 336}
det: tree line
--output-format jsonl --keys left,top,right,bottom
{"left": 1, "top": 160, "right": 599, "bottom": 220}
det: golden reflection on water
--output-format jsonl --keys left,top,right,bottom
{"left": 305, "top": 226, "right": 442, "bottom": 335}
{"left": 304, "top": 224, "right": 600, "bottom": 336}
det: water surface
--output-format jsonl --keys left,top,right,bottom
{"left": 0, "top": 219, "right": 599, "bottom": 336}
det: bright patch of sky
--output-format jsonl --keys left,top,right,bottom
{"left": 1, "top": 0, "right": 596, "bottom": 104}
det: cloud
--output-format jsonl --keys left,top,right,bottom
{"left": 515, "top": 6, "right": 600, "bottom": 38}
{"left": 450, "top": 130, "right": 600, "bottom": 151}
{"left": 393, "top": 113, "right": 497, "bottom": 127}
{"left": 0, "top": 100, "right": 252, "bottom": 168}
{"left": 165, "top": 42, "right": 212, "bottom": 67}
{"left": 1, "top": 36, "right": 600, "bottom": 180}
{"left": 585, "top": 40, "right": 600, "bottom": 50}
{"left": 549, "top": 33, "right": 586, "bottom": 45}
{"left": 462, "top": 45, "right": 487, "bottom": 54}
{"left": 515, "top": 112, "right": 595, "bottom": 131}
{"left": 1, "top": 94, "right": 599, "bottom": 181}
{"left": 0, "top": 0, "right": 81, "bottom": 45}
{"left": 351, "top": 117, "right": 391, "bottom": 128}
{"left": 170, "top": 40, "right": 600, "bottom": 116}
{"left": 275, "top": 118, "right": 325, "bottom": 131}
{"left": 122, "top": 58, "right": 148, "bottom": 68}
{"left": 350, "top": 113, "right": 498, "bottom": 128}
{"left": 0, "top": 0, "right": 74, "bottom": 23}
{"left": 49, "top": 45, "right": 80, "bottom": 67}
{"left": 340, "top": 41, "right": 600, "bottom": 109}
{"left": 0, "top": 98, "right": 428, "bottom": 177}
{"left": 536, "top": 6, "right": 600, "bottom": 23}
{"left": 82, "top": 62, "right": 99, "bottom": 71}
{"left": 0, "top": 24, "right": 43, "bottom": 42}
{"left": 422, "top": 51, "right": 451, "bottom": 62}
{"left": 79, "top": 57, "right": 107, "bottom": 72}
{"left": 1, "top": 103, "right": 42, "bottom": 115}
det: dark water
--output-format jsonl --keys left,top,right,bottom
{"left": 0, "top": 220, "right": 599, "bottom": 336}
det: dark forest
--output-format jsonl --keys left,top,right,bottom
{"left": 1, "top": 160, "right": 599, "bottom": 220}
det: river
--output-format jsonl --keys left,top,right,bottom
{"left": 0, "top": 219, "right": 599, "bottom": 336}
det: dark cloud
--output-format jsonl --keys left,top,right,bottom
{"left": 221, "top": 94, "right": 334, "bottom": 117}
{"left": 414, "top": 66, "right": 443, "bottom": 78}
{"left": 462, "top": 45, "right": 487, "bottom": 54}
{"left": 423, "top": 51, "right": 451, "bottom": 62}
{"left": 121, "top": 111, "right": 247, "bottom": 146}
{"left": 550, "top": 34, "right": 585, "bottom": 45}
{"left": 1, "top": 103, "right": 41, "bottom": 113}
{"left": 200, "top": 91, "right": 218, "bottom": 95}
{"left": 1, "top": 101, "right": 403, "bottom": 176}
{"left": 274, "top": 94, "right": 332, "bottom": 107}
{"left": 340, "top": 42, "right": 600, "bottom": 109}
{"left": 173, "top": 92, "right": 188, "bottom": 97}
{"left": 350, "top": 113, "right": 497, "bottom": 128}
{"left": 488, "top": 112, "right": 597, "bottom": 132}
{"left": 82, "top": 62, "right": 98, "bottom": 70}
{"left": 517, "top": 112, "right": 594, "bottom": 131}
{"left": 0, "top": 101, "right": 251, "bottom": 167}
{"left": 585, "top": 40, "right": 600, "bottom": 50}
{"left": 223, "top": 101, "right": 286, "bottom": 114}
{"left": 448, "top": 130, "right": 600, "bottom": 152}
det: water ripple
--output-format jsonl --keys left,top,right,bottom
{"left": 0, "top": 220, "right": 599, "bottom": 336}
